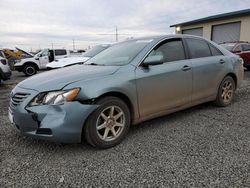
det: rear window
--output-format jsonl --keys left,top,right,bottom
{"left": 186, "top": 38, "right": 211, "bottom": 59}
{"left": 55, "top": 50, "right": 67, "bottom": 56}
{"left": 242, "top": 44, "right": 250, "bottom": 51}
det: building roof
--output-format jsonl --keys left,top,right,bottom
{"left": 170, "top": 8, "right": 250, "bottom": 27}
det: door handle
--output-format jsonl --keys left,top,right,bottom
{"left": 182, "top": 65, "right": 191, "bottom": 71}
{"left": 219, "top": 59, "right": 225, "bottom": 64}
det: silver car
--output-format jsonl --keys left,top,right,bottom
{"left": 0, "top": 50, "right": 11, "bottom": 83}
{"left": 9, "top": 35, "right": 244, "bottom": 148}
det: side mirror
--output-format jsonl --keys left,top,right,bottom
{"left": 143, "top": 55, "right": 164, "bottom": 67}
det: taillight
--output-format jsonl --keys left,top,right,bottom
{"left": 0, "top": 59, "right": 7, "bottom": 65}
{"left": 239, "top": 58, "right": 244, "bottom": 65}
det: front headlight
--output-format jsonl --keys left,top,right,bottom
{"left": 28, "top": 88, "right": 80, "bottom": 106}
{"left": 14, "top": 59, "right": 21, "bottom": 64}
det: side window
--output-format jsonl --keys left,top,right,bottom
{"left": 185, "top": 38, "right": 212, "bottom": 59}
{"left": 209, "top": 44, "right": 223, "bottom": 56}
{"left": 55, "top": 50, "right": 67, "bottom": 56}
{"left": 41, "top": 49, "right": 49, "bottom": 57}
{"left": 242, "top": 44, "right": 250, "bottom": 51}
{"left": 148, "top": 39, "right": 186, "bottom": 63}
{"left": 234, "top": 44, "right": 242, "bottom": 52}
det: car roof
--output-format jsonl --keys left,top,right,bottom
{"left": 120, "top": 34, "right": 207, "bottom": 44}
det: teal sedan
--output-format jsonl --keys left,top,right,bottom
{"left": 9, "top": 35, "right": 244, "bottom": 148}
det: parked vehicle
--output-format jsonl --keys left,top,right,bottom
{"left": 0, "top": 54, "right": 11, "bottom": 83}
{"left": 9, "top": 35, "right": 244, "bottom": 148}
{"left": 220, "top": 41, "right": 250, "bottom": 70}
{"left": 0, "top": 49, "right": 6, "bottom": 58}
{"left": 14, "top": 49, "right": 70, "bottom": 76}
{"left": 3, "top": 47, "right": 34, "bottom": 70}
{"left": 46, "top": 44, "right": 111, "bottom": 69}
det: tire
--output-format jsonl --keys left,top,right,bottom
{"left": 214, "top": 76, "right": 236, "bottom": 107}
{"left": 247, "top": 67, "right": 250, "bottom": 71}
{"left": 83, "top": 96, "right": 131, "bottom": 149}
{"left": 23, "top": 64, "right": 37, "bottom": 76}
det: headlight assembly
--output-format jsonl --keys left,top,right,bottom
{"left": 28, "top": 88, "right": 80, "bottom": 106}
{"left": 14, "top": 60, "right": 21, "bottom": 64}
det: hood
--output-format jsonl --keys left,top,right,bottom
{"left": 47, "top": 56, "right": 90, "bottom": 68}
{"left": 16, "top": 47, "right": 34, "bottom": 57}
{"left": 18, "top": 64, "right": 120, "bottom": 92}
{"left": 19, "top": 57, "right": 36, "bottom": 63}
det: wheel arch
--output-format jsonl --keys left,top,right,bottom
{"left": 95, "top": 91, "right": 135, "bottom": 122}
{"left": 23, "top": 61, "right": 39, "bottom": 70}
{"left": 226, "top": 72, "right": 237, "bottom": 88}
{"left": 81, "top": 91, "right": 135, "bottom": 145}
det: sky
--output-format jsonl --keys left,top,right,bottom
{"left": 0, "top": 0, "right": 250, "bottom": 51}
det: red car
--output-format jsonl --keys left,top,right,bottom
{"left": 220, "top": 41, "right": 250, "bottom": 70}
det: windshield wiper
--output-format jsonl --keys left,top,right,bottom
{"left": 88, "top": 63, "right": 105, "bottom": 66}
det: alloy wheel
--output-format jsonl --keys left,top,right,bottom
{"left": 221, "top": 80, "right": 234, "bottom": 103}
{"left": 96, "top": 106, "right": 125, "bottom": 142}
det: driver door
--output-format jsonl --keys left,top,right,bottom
{"left": 135, "top": 38, "right": 192, "bottom": 118}
{"left": 39, "top": 49, "right": 49, "bottom": 69}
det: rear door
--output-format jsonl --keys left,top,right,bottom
{"left": 135, "top": 38, "right": 192, "bottom": 118}
{"left": 184, "top": 38, "right": 226, "bottom": 102}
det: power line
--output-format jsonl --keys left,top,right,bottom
{"left": 72, "top": 39, "right": 75, "bottom": 50}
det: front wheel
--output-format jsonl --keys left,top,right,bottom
{"left": 83, "top": 97, "right": 131, "bottom": 149}
{"left": 23, "top": 64, "right": 37, "bottom": 76}
{"left": 214, "top": 76, "right": 236, "bottom": 107}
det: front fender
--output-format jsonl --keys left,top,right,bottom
{"left": 63, "top": 65, "right": 140, "bottom": 121}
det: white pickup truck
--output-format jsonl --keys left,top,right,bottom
{"left": 46, "top": 44, "right": 111, "bottom": 69}
{"left": 14, "top": 49, "right": 70, "bottom": 76}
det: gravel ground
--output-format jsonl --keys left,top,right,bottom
{"left": 0, "top": 71, "right": 250, "bottom": 187}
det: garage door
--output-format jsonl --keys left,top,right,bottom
{"left": 212, "top": 22, "right": 241, "bottom": 43}
{"left": 182, "top": 28, "right": 203, "bottom": 36}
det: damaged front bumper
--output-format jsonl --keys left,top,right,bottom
{"left": 9, "top": 86, "right": 98, "bottom": 143}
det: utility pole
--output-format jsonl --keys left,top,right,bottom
{"left": 51, "top": 43, "right": 54, "bottom": 49}
{"left": 115, "top": 26, "right": 118, "bottom": 41}
{"left": 72, "top": 39, "right": 75, "bottom": 51}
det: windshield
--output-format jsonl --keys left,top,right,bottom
{"left": 83, "top": 45, "right": 109, "bottom": 58}
{"left": 86, "top": 40, "right": 151, "bottom": 66}
{"left": 36, "top": 49, "right": 49, "bottom": 57}
{"left": 220, "top": 43, "right": 235, "bottom": 51}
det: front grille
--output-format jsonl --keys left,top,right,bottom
{"left": 10, "top": 93, "right": 30, "bottom": 109}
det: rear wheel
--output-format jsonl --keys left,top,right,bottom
{"left": 23, "top": 64, "right": 37, "bottom": 76}
{"left": 83, "top": 97, "right": 131, "bottom": 149}
{"left": 214, "top": 76, "right": 236, "bottom": 107}
{"left": 247, "top": 67, "right": 250, "bottom": 71}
